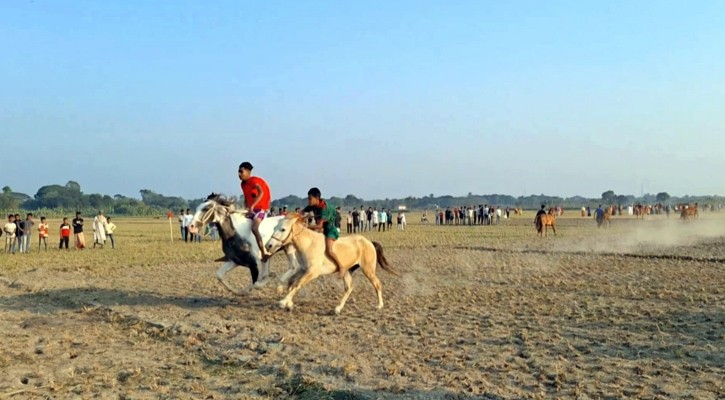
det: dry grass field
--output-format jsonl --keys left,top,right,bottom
{"left": 1, "top": 211, "right": 725, "bottom": 399}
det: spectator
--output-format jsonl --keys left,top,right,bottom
{"left": 496, "top": 207, "right": 502, "bottom": 225}
{"left": 400, "top": 212, "right": 407, "bottom": 230}
{"left": 106, "top": 217, "right": 117, "bottom": 248}
{"left": 4, "top": 215, "right": 17, "bottom": 254}
{"left": 14, "top": 214, "right": 24, "bottom": 253}
{"left": 178, "top": 209, "right": 185, "bottom": 239}
{"left": 378, "top": 208, "right": 387, "bottom": 232}
{"left": 387, "top": 209, "right": 393, "bottom": 230}
{"left": 209, "top": 223, "right": 219, "bottom": 241}
{"left": 346, "top": 211, "right": 353, "bottom": 234}
{"left": 373, "top": 208, "right": 380, "bottom": 230}
{"left": 335, "top": 207, "right": 342, "bottom": 230}
{"left": 73, "top": 212, "right": 86, "bottom": 249}
{"left": 93, "top": 211, "right": 109, "bottom": 249}
{"left": 352, "top": 208, "right": 360, "bottom": 233}
{"left": 365, "top": 207, "right": 373, "bottom": 231}
{"left": 183, "top": 209, "right": 193, "bottom": 242}
{"left": 59, "top": 218, "right": 71, "bottom": 250}
{"left": 21, "top": 213, "right": 34, "bottom": 253}
{"left": 38, "top": 216, "right": 49, "bottom": 251}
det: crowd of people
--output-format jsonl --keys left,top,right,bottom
{"left": 432, "top": 205, "right": 507, "bottom": 226}
{"left": 2, "top": 211, "right": 116, "bottom": 254}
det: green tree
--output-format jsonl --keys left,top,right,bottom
{"left": 2, "top": 186, "right": 11, "bottom": 194}
{"left": 656, "top": 192, "right": 671, "bottom": 202}
{"left": 601, "top": 190, "right": 616, "bottom": 204}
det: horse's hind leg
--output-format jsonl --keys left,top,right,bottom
{"left": 361, "top": 262, "right": 384, "bottom": 310}
{"left": 552, "top": 224, "right": 556, "bottom": 235}
{"left": 334, "top": 272, "right": 355, "bottom": 314}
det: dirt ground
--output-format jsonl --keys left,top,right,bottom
{"left": 1, "top": 213, "right": 724, "bottom": 399}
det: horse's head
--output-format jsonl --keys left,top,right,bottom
{"left": 266, "top": 213, "right": 307, "bottom": 254}
{"left": 190, "top": 193, "right": 238, "bottom": 232}
{"left": 548, "top": 208, "right": 556, "bottom": 215}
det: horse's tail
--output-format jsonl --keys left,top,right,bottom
{"left": 372, "top": 241, "right": 398, "bottom": 276}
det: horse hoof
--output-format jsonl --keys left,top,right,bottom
{"left": 334, "top": 306, "right": 343, "bottom": 315}
{"left": 276, "top": 286, "right": 285, "bottom": 296}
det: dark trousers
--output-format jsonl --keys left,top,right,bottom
{"left": 347, "top": 223, "right": 353, "bottom": 234}
{"left": 39, "top": 237, "right": 47, "bottom": 250}
{"left": 108, "top": 234, "right": 115, "bottom": 248}
{"left": 59, "top": 236, "right": 69, "bottom": 249}
{"left": 379, "top": 223, "right": 386, "bottom": 232}
{"left": 184, "top": 227, "right": 190, "bottom": 242}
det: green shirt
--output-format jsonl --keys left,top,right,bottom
{"left": 303, "top": 200, "right": 336, "bottom": 232}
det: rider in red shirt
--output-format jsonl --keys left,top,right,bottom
{"left": 239, "top": 162, "right": 272, "bottom": 261}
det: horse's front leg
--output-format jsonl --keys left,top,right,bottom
{"left": 217, "top": 261, "right": 249, "bottom": 296}
{"left": 279, "top": 263, "right": 318, "bottom": 311}
{"left": 278, "top": 246, "right": 300, "bottom": 295}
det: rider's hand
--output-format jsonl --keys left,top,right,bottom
{"left": 245, "top": 210, "right": 255, "bottom": 218}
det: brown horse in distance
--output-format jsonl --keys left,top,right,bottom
{"left": 535, "top": 208, "right": 556, "bottom": 237}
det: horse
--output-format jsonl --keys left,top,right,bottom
{"left": 266, "top": 213, "right": 398, "bottom": 314}
{"left": 535, "top": 208, "right": 556, "bottom": 237}
{"left": 514, "top": 207, "right": 523, "bottom": 216}
{"left": 681, "top": 203, "right": 699, "bottom": 221}
{"left": 189, "top": 194, "right": 298, "bottom": 296}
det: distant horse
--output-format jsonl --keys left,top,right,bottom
{"left": 514, "top": 207, "right": 523, "bottom": 216}
{"left": 535, "top": 208, "right": 556, "bottom": 237}
{"left": 681, "top": 203, "right": 699, "bottom": 221}
{"left": 266, "top": 213, "right": 398, "bottom": 314}
{"left": 189, "top": 194, "right": 298, "bottom": 296}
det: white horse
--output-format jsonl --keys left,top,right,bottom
{"left": 190, "top": 194, "right": 298, "bottom": 295}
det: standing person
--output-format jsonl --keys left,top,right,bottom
{"left": 183, "top": 209, "right": 193, "bottom": 242}
{"left": 15, "top": 214, "right": 24, "bottom": 253}
{"left": 352, "top": 208, "right": 360, "bottom": 233}
{"left": 387, "top": 209, "right": 393, "bottom": 230}
{"left": 4, "top": 215, "right": 17, "bottom": 254}
{"left": 496, "top": 207, "right": 502, "bottom": 225}
{"left": 335, "top": 207, "right": 342, "bottom": 231}
{"left": 358, "top": 206, "right": 364, "bottom": 232}
{"left": 106, "top": 217, "right": 117, "bottom": 249}
{"left": 378, "top": 208, "right": 387, "bottom": 232}
{"left": 238, "top": 161, "right": 272, "bottom": 261}
{"left": 365, "top": 207, "right": 373, "bottom": 231}
{"left": 303, "top": 188, "right": 345, "bottom": 278}
{"left": 178, "top": 209, "right": 185, "bottom": 239}
{"left": 346, "top": 211, "right": 353, "bottom": 234}
{"left": 59, "top": 218, "right": 71, "bottom": 250}
{"left": 506, "top": 207, "right": 511, "bottom": 219}
{"left": 38, "top": 217, "right": 49, "bottom": 251}
{"left": 400, "top": 212, "right": 407, "bottom": 230}
{"left": 21, "top": 213, "right": 34, "bottom": 253}
{"left": 93, "top": 211, "right": 108, "bottom": 248}
{"left": 72, "top": 212, "right": 86, "bottom": 249}
{"left": 595, "top": 205, "right": 605, "bottom": 228}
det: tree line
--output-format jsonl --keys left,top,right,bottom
{"left": 1, "top": 182, "right": 721, "bottom": 217}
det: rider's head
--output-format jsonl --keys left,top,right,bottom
{"left": 238, "top": 162, "right": 253, "bottom": 181}
{"left": 541, "top": 205, "right": 546, "bottom": 210}
{"left": 307, "top": 187, "right": 322, "bottom": 207}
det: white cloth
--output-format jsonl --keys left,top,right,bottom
{"left": 183, "top": 214, "right": 193, "bottom": 227}
{"left": 93, "top": 216, "right": 108, "bottom": 243}
{"left": 4, "top": 222, "right": 17, "bottom": 238}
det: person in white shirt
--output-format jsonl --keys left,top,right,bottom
{"left": 106, "top": 217, "right": 117, "bottom": 249}
{"left": 4, "top": 215, "right": 17, "bottom": 254}
{"left": 496, "top": 207, "right": 502, "bottom": 225}
{"left": 178, "top": 209, "right": 185, "bottom": 240}
{"left": 183, "top": 208, "right": 194, "bottom": 242}
{"left": 372, "top": 208, "right": 379, "bottom": 229}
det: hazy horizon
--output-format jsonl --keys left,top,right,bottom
{"left": 3, "top": 1, "right": 724, "bottom": 200}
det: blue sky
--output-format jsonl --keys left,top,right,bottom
{"left": 2, "top": 0, "right": 724, "bottom": 200}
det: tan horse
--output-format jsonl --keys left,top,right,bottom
{"left": 535, "top": 208, "right": 556, "bottom": 237}
{"left": 681, "top": 203, "right": 699, "bottom": 220}
{"left": 598, "top": 208, "right": 611, "bottom": 228}
{"left": 266, "top": 214, "right": 398, "bottom": 314}
{"left": 514, "top": 207, "right": 523, "bottom": 216}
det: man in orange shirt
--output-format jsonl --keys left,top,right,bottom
{"left": 38, "top": 217, "right": 49, "bottom": 251}
{"left": 239, "top": 162, "right": 272, "bottom": 261}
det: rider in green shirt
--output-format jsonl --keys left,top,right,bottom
{"left": 303, "top": 187, "right": 345, "bottom": 278}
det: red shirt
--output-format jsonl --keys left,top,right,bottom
{"left": 241, "top": 176, "right": 271, "bottom": 211}
{"left": 61, "top": 224, "right": 71, "bottom": 237}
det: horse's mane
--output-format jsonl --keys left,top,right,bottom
{"left": 206, "top": 192, "right": 240, "bottom": 209}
